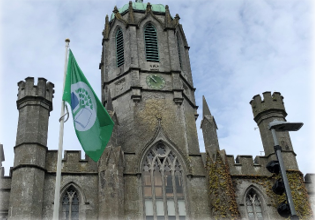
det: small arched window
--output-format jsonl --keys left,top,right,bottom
{"left": 177, "top": 33, "right": 182, "bottom": 68}
{"left": 116, "top": 28, "right": 124, "bottom": 67}
{"left": 61, "top": 186, "right": 80, "bottom": 220}
{"left": 144, "top": 23, "right": 159, "bottom": 62}
{"left": 142, "top": 143, "right": 186, "bottom": 220}
{"left": 246, "top": 189, "right": 264, "bottom": 220}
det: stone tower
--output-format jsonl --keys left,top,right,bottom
{"left": 99, "top": 2, "right": 210, "bottom": 219}
{"left": 250, "top": 92, "right": 298, "bottom": 169}
{"left": 9, "top": 77, "right": 54, "bottom": 219}
{"left": 1, "top": 1, "right": 314, "bottom": 220}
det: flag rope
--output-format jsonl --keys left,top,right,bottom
{"left": 59, "top": 104, "right": 69, "bottom": 123}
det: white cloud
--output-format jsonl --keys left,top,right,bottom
{"left": 0, "top": 0, "right": 313, "bottom": 177}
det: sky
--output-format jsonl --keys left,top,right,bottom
{"left": 0, "top": 0, "right": 314, "bottom": 177}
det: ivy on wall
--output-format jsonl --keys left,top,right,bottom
{"left": 272, "top": 171, "right": 313, "bottom": 219}
{"left": 233, "top": 171, "right": 313, "bottom": 219}
{"left": 206, "top": 151, "right": 240, "bottom": 220}
{"left": 207, "top": 151, "right": 313, "bottom": 220}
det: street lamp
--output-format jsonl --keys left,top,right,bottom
{"left": 268, "top": 120, "right": 303, "bottom": 220}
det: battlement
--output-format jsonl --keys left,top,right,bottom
{"left": 250, "top": 92, "right": 286, "bottom": 119}
{"left": 17, "top": 77, "right": 54, "bottom": 102}
{"left": 46, "top": 150, "right": 97, "bottom": 173}
{"left": 226, "top": 154, "right": 272, "bottom": 176}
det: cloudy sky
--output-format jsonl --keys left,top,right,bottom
{"left": 0, "top": 0, "right": 314, "bottom": 176}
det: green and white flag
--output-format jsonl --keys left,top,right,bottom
{"left": 62, "top": 49, "right": 114, "bottom": 162}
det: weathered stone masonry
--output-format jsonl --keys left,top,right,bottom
{"left": 0, "top": 1, "right": 314, "bottom": 220}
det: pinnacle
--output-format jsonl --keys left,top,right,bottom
{"left": 202, "top": 96, "right": 212, "bottom": 118}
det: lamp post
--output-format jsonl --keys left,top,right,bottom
{"left": 268, "top": 120, "right": 303, "bottom": 220}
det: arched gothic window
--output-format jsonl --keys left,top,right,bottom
{"left": 144, "top": 23, "right": 159, "bottom": 62}
{"left": 176, "top": 33, "right": 182, "bottom": 68}
{"left": 142, "top": 143, "right": 186, "bottom": 220}
{"left": 116, "top": 28, "right": 124, "bottom": 67}
{"left": 246, "top": 189, "right": 264, "bottom": 220}
{"left": 61, "top": 186, "right": 80, "bottom": 220}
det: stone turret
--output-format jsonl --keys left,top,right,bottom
{"left": 250, "top": 92, "right": 298, "bottom": 170}
{"left": 9, "top": 77, "right": 54, "bottom": 220}
{"left": 200, "top": 96, "right": 219, "bottom": 159}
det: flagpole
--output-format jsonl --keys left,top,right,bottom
{"left": 53, "top": 38, "right": 70, "bottom": 220}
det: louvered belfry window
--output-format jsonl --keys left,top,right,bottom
{"left": 116, "top": 28, "right": 124, "bottom": 67}
{"left": 144, "top": 23, "right": 159, "bottom": 62}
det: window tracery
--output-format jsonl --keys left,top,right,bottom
{"left": 143, "top": 143, "right": 186, "bottom": 220}
{"left": 246, "top": 189, "right": 264, "bottom": 220}
{"left": 61, "top": 186, "right": 79, "bottom": 220}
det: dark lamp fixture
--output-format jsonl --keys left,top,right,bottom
{"left": 277, "top": 202, "right": 291, "bottom": 218}
{"left": 273, "top": 179, "right": 285, "bottom": 195}
{"left": 266, "top": 160, "right": 280, "bottom": 174}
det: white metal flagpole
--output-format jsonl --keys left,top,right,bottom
{"left": 53, "top": 38, "right": 70, "bottom": 220}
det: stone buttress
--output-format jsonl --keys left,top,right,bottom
{"left": 98, "top": 98, "right": 125, "bottom": 220}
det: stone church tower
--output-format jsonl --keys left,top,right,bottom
{"left": 99, "top": 1, "right": 209, "bottom": 219}
{"left": 0, "top": 1, "right": 314, "bottom": 220}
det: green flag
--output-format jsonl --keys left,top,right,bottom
{"left": 62, "top": 49, "right": 114, "bottom": 162}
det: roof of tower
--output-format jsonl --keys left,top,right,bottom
{"left": 110, "top": 1, "right": 165, "bottom": 20}
{"left": 202, "top": 96, "right": 212, "bottom": 117}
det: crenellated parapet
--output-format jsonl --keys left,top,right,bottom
{"left": 250, "top": 91, "right": 286, "bottom": 122}
{"left": 249, "top": 92, "right": 297, "bottom": 162}
{"left": 17, "top": 77, "right": 54, "bottom": 111}
{"left": 226, "top": 154, "right": 274, "bottom": 176}
{"left": 45, "top": 150, "right": 97, "bottom": 173}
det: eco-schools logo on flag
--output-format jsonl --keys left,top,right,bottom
{"left": 70, "top": 82, "right": 97, "bottom": 131}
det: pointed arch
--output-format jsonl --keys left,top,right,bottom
{"left": 137, "top": 10, "right": 164, "bottom": 30}
{"left": 60, "top": 185, "right": 79, "bottom": 220}
{"left": 60, "top": 182, "right": 87, "bottom": 205}
{"left": 59, "top": 182, "right": 87, "bottom": 220}
{"left": 144, "top": 22, "right": 159, "bottom": 62}
{"left": 244, "top": 186, "right": 268, "bottom": 220}
{"left": 141, "top": 142, "right": 188, "bottom": 220}
{"left": 137, "top": 124, "right": 191, "bottom": 175}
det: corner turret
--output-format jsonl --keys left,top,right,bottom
{"left": 16, "top": 77, "right": 54, "bottom": 146}
{"left": 250, "top": 92, "right": 298, "bottom": 170}
{"left": 9, "top": 77, "right": 54, "bottom": 219}
{"left": 200, "top": 96, "right": 219, "bottom": 159}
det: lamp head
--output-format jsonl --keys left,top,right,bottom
{"left": 268, "top": 120, "right": 303, "bottom": 131}
{"left": 266, "top": 160, "right": 280, "bottom": 174}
